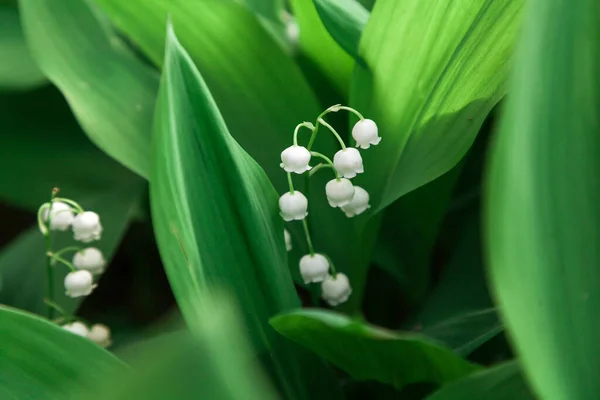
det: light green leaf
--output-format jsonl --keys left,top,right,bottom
{"left": 350, "top": 0, "right": 524, "bottom": 212}
{"left": 290, "top": 0, "right": 354, "bottom": 94}
{"left": 0, "top": 181, "right": 144, "bottom": 316}
{"left": 0, "top": 306, "right": 126, "bottom": 399}
{"left": 150, "top": 25, "right": 340, "bottom": 400}
{"left": 0, "top": 6, "right": 45, "bottom": 90}
{"left": 270, "top": 309, "right": 479, "bottom": 391}
{"left": 19, "top": 0, "right": 159, "bottom": 178}
{"left": 425, "top": 361, "right": 534, "bottom": 400}
{"left": 486, "top": 0, "right": 600, "bottom": 399}
{"left": 313, "top": 0, "right": 369, "bottom": 60}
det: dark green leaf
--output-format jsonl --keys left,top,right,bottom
{"left": 149, "top": 25, "right": 340, "bottom": 400}
{"left": 486, "top": 0, "right": 600, "bottom": 398}
{"left": 271, "top": 309, "right": 479, "bottom": 391}
{"left": 19, "top": 0, "right": 159, "bottom": 178}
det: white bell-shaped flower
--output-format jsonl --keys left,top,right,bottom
{"left": 62, "top": 321, "right": 89, "bottom": 337}
{"left": 340, "top": 186, "right": 371, "bottom": 217}
{"left": 88, "top": 324, "right": 112, "bottom": 348}
{"left": 64, "top": 270, "right": 96, "bottom": 298}
{"left": 333, "top": 148, "right": 364, "bottom": 179}
{"left": 72, "top": 211, "right": 103, "bottom": 243}
{"left": 73, "top": 248, "right": 106, "bottom": 275}
{"left": 321, "top": 273, "right": 352, "bottom": 306}
{"left": 325, "top": 178, "right": 355, "bottom": 208}
{"left": 280, "top": 145, "right": 312, "bottom": 174}
{"left": 284, "top": 229, "right": 292, "bottom": 252}
{"left": 299, "top": 253, "right": 330, "bottom": 284}
{"left": 279, "top": 191, "right": 308, "bottom": 221}
{"left": 42, "top": 201, "right": 75, "bottom": 231}
{"left": 352, "top": 119, "right": 381, "bottom": 149}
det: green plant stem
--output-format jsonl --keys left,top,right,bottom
{"left": 52, "top": 197, "right": 84, "bottom": 213}
{"left": 287, "top": 172, "right": 295, "bottom": 194}
{"left": 307, "top": 107, "right": 333, "bottom": 150}
{"left": 317, "top": 118, "right": 346, "bottom": 149}
{"left": 309, "top": 163, "right": 334, "bottom": 177}
{"left": 334, "top": 105, "right": 364, "bottom": 120}
{"left": 310, "top": 151, "right": 339, "bottom": 179}
{"left": 301, "top": 219, "right": 315, "bottom": 256}
{"left": 49, "top": 254, "right": 77, "bottom": 272}
{"left": 44, "top": 298, "right": 70, "bottom": 321}
{"left": 324, "top": 254, "right": 338, "bottom": 276}
{"left": 292, "top": 122, "right": 314, "bottom": 146}
{"left": 45, "top": 233, "right": 53, "bottom": 320}
{"left": 52, "top": 246, "right": 83, "bottom": 258}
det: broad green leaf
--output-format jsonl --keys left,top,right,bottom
{"left": 79, "top": 291, "right": 278, "bottom": 400}
{"left": 270, "top": 309, "right": 479, "bottom": 391}
{"left": 350, "top": 0, "right": 524, "bottom": 212}
{"left": 425, "top": 361, "right": 534, "bottom": 400}
{"left": 313, "top": 0, "right": 369, "bottom": 60}
{"left": 0, "top": 181, "right": 144, "bottom": 316}
{"left": 0, "top": 306, "right": 126, "bottom": 399}
{"left": 0, "top": 6, "right": 45, "bottom": 89}
{"left": 486, "top": 0, "right": 600, "bottom": 399}
{"left": 150, "top": 26, "right": 340, "bottom": 400}
{"left": 289, "top": 0, "right": 354, "bottom": 94}
{"left": 0, "top": 85, "right": 133, "bottom": 211}
{"left": 236, "top": 0, "right": 288, "bottom": 52}
{"left": 19, "top": 0, "right": 159, "bottom": 178}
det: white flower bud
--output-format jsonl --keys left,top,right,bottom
{"left": 333, "top": 148, "right": 364, "bottom": 179}
{"left": 279, "top": 191, "right": 308, "bottom": 221}
{"left": 325, "top": 178, "right": 355, "bottom": 208}
{"left": 62, "top": 321, "right": 89, "bottom": 337}
{"left": 280, "top": 145, "right": 312, "bottom": 174}
{"left": 42, "top": 201, "right": 75, "bottom": 231}
{"left": 340, "top": 186, "right": 371, "bottom": 217}
{"left": 72, "top": 212, "right": 102, "bottom": 243}
{"left": 352, "top": 119, "right": 381, "bottom": 149}
{"left": 321, "top": 273, "right": 352, "bottom": 306}
{"left": 299, "top": 253, "right": 330, "bottom": 284}
{"left": 64, "top": 270, "right": 96, "bottom": 298}
{"left": 88, "top": 324, "right": 112, "bottom": 348}
{"left": 73, "top": 248, "right": 106, "bottom": 275}
{"left": 284, "top": 229, "right": 292, "bottom": 252}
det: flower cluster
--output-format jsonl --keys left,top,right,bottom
{"left": 278, "top": 105, "right": 381, "bottom": 306}
{"left": 62, "top": 321, "right": 111, "bottom": 348}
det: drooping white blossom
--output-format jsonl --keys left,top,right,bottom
{"left": 352, "top": 119, "right": 381, "bottom": 149}
{"left": 280, "top": 145, "right": 312, "bottom": 174}
{"left": 321, "top": 273, "right": 352, "bottom": 306}
{"left": 284, "top": 229, "right": 292, "bottom": 252}
{"left": 64, "top": 270, "right": 96, "bottom": 298}
{"left": 73, "top": 248, "right": 106, "bottom": 275}
{"left": 325, "top": 178, "right": 355, "bottom": 208}
{"left": 279, "top": 191, "right": 309, "bottom": 221}
{"left": 333, "top": 148, "right": 364, "bottom": 179}
{"left": 340, "top": 186, "right": 371, "bottom": 218}
{"left": 72, "top": 212, "right": 103, "bottom": 243}
{"left": 299, "top": 253, "right": 330, "bottom": 284}
{"left": 88, "top": 324, "right": 112, "bottom": 348}
{"left": 62, "top": 321, "right": 89, "bottom": 337}
{"left": 42, "top": 201, "right": 75, "bottom": 231}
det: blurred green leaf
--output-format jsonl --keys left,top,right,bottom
{"left": 81, "top": 291, "right": 278, "bottom": 400}
{"left": 351, "top": 0, "right": 524, "bottom": 212}
{"left": 425, "top": 361, "right": 534, "bottom": 400}
{"left": 0, "top": 306, "right": 126, "bottom": 399}
{"left": 290, "top": 0, "right": 354, "bottom": 94}
{"left": 313, "top": 0, "right": 368, "bottom": 60}
{"left": 237, "top": 0, "right": 288, "bottom": 52}
{"left": 0, "top": 6, "right": 45, "bottom": 90}
{"left": 150, "top": 26, "right": 340, "bottom": 400}
{"left": 271, "top": 309, "right": 479, "bottom": 391}
{"left": 486, "top": 0, "right": 600, "bottom": 398}
{"left": 0, "top": 182, "right": 144, "bottom": 316}
{"left": 19, "top": 0, "right": 159, "bottom": 178}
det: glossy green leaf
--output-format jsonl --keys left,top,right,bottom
{"left": 0, "top": 6, "right": 45, "bottom": 89}
{"left": 350, "top": 0, "right": 524, "bottom": 212}
{"left": 271, "top": 309, "right": 479, "bottom": 391}
{"left": 150, "top": 26, "right": 340, "bottom": 400}
{"left": 486, "top": 0, "right": 600, "bottom": 398}
{"left": 313, "top": 0, "right": 369, "bottom": 60}
{"left": 425, "top": 361, "right": 534, "bottom": 400}
{"left": 19, "top": 0, "right": 159, "bottom": 178}
{"left": 0, "top": 181, "right": 144, "bottom": 316}
{"left": 80, "top": 291, "right": 278, "bottom": 400}
{"left": 0, "top": 306, "right": 126, "bottom": 399}
{"left": 290, "top": 0, "right": 354, "bottom": 94}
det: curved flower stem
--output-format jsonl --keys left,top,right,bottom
{"left": 301, "top": 219, "right": 315, "bottom": 256}
{"left": 52, "top": 197, "right": 84, "bottom": 214}
{"left": 37, "top": 203, "right": 50, "bottom": 236}
{"left": 48, "top": 253, "right": 77, "bottom": 272}
{"left": 332, "top": 105, "right": 365, "bottom": 120}
{"left": 44, "top": 298, "right": 70, "bottom": 321}
{"left": 317, "top": 118, "right": 346, "bottom": 149}
{"left": 323, "top": 254, "right": 338, "bottom": 276}
{"left": 287, "top": 172, "right": 295, "bottom": 194}
{"left": 310, "top": 151, "right": 339, "bottom": 179}
{"left": 52, "top": 246, "right": 83, "bottom": 259}
{"left": 293, "top": 122, "right": 315, "bottom": 146}
{"left": 308, "top": 163, "right": 334, "bottom": 177}
{"left": 307, "top": 107, "right": 335, "bottom": 150}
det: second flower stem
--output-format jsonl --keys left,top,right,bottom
{"left": 301, "top": 219, "right": 315, "bottom": 256}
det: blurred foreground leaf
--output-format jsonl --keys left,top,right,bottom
{"left": 149, "top": 25, "right": 340, "bottom": 400}
{"left": 313, "top": 0, "right": 368, "bottom": 60}
{"left": 486, "top": 0, "right": 600, "bottom": 398}
{"left": 271, "top": 309, "right": 479, "bottom": 391}
{"left": 0, "top": 306, "right": 126, "bottom": 399}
